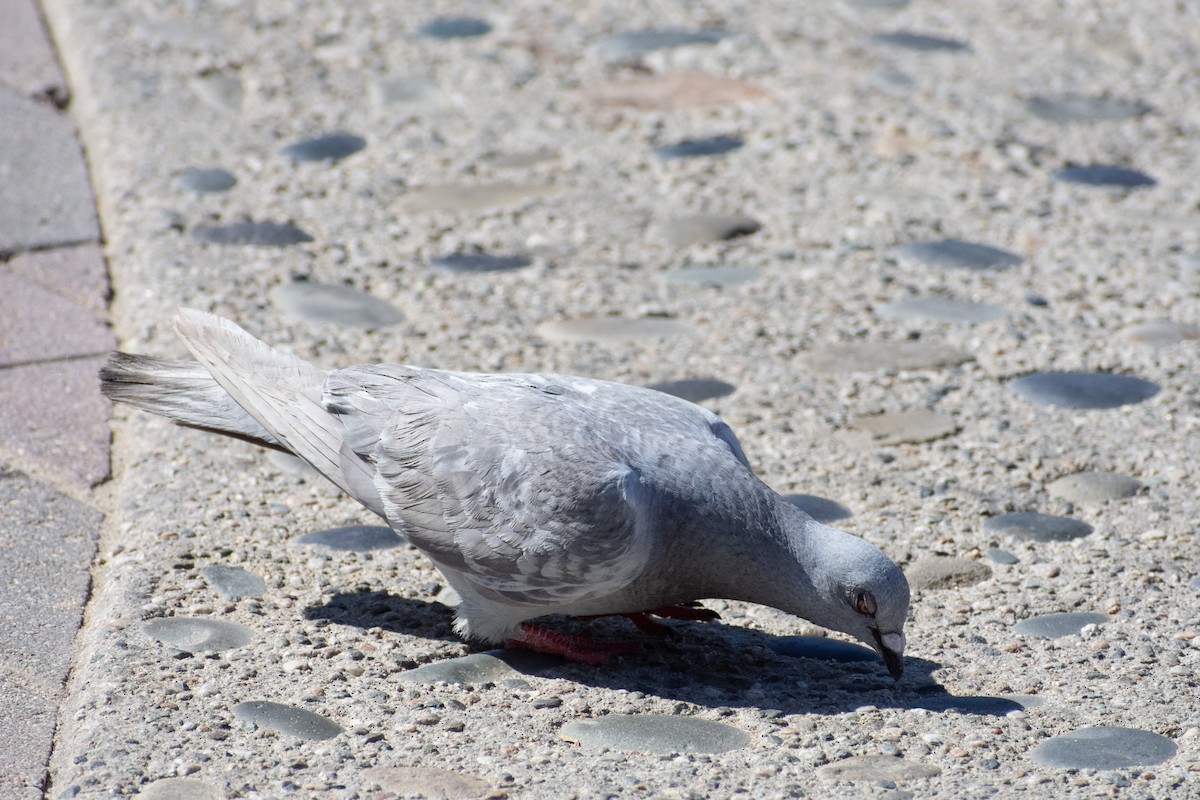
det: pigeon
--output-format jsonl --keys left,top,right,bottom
{"left": 100, "top": 309, "right": 910, "bottom": 676}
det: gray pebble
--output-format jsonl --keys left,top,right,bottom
{"left": 986, "top": 548, "right": 1019, "bottom": 565}
{"left": 905, "top": 557, "right": 991, "bottom": 590}
{"left": 816, "top": 753, "right": 941, "bottom": 780}
{"left": 595, "top": 28, "right": 730, "bottom": 60}
{"left": 394, "top": 183, "right": 553, "bottom": 214}
{"left": 654, "top": 214, "right": 761, "bottom": 247}
{"left": 1031, "top": 726, "right": 1176, "bottom": 769}
{"left": 270, "top": 280, "right": 404, "bottom": 328}
{"left": 537, "top": 317, "right": 692, "bottom": 343}
{"left": 983, "top": 512, "right": 1093, "bottom": 542}
{"left": 1009, "top": 371, "right": 1159, "bottom": 409}
{"left": 174, "top": 168, "right": 236, "bottom": 194}
{"left": 767, "top": 636, "right": 879, "bottom": 664}
{"left": 896, "top": 239, "right": 1022, "bottom": 271}
{"left": 654, "top": 135, "right": 744, "bottom": 160}
{"left": 869, "top": 31, "right": 969, "bottom": 52}
{"left": 559, "top": 714, "right": 750, "bottom": 754}
{"left": 279, "top": 132, "right": 366, "bottom": 163}
{"left": 1047, "top": 471, "right": 1141, "bottom": 503}
{"left": 416, "top": 16, "right": 491, "bottom": 39}
{"left": 1121, "top": 320, "right": 1200, "bottom": 346}
{"left": 849, "top": 408, "right": 958, "bottom": 445}
{"left": 1025, "top": 94, "right": 1151, "bottom": 123}
{"left": 429, "top": 252, "right": 531, "bottom": 274}
{"left": 231, "top": 700, "right": 343, "bottom": 740}
{"left": 397, "top": 650, "right": 558, "bottom": 686}
{"left": 1052, "top": 164, "right": 1156, "bottom": 188}
{"left": 645, "top": 378, "right": 735, "bottom": 403}
{"left": 876, "top": 296, "right": 1009, "bottom": 324}
{"left": 295, "top": 525, "right": 405, "bottom": 552}
{"left": 192, "top": 221, "right": 312, "bottom": 247}
{"left": 142, "top": 617, "right": 253, "bottom": 653}
{"left": 1014, "top": 611, "right": 1108, "bottom": 638}
{"left": 200, "top": 564, "right": 266, "bottom": 600}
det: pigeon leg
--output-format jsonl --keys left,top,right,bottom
{"left": 505, "top": 622, "right": 641, "bottom": 665}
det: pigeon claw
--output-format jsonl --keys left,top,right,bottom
{"left": 506, "top": 622, "right": 640, "bottom": 666}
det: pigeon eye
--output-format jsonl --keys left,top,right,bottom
{"left": 853, "top": 589, "right": 877, "bottom": 616}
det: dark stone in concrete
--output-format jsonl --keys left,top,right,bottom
{"left": 560, "top": 714, "right": 750, "bottom": 754}
{"left": 767, "top": 636, "right": 879, "bottom": 664}
{"left": 174, "top": 168, "right": 237, "bottom": 193}
{"left": 646, "top": 378, "right": 736, "bottom": 403}
{"left": 655, "top": 214, "right": 761, "bottom": 247}
{"left": 908, "top": 695, "right": 1036, "bottom": 714}
{"left": 869, "top": 31, "right": 970, "bottom": 51}
{"left": 654, "top": 135, "right": 744, "bottom": 160}
{"left": 0, "top": 272, "right": 113, "bottom": 366}
{"left": 397, "top": 650, "right": 560, "bottom": 685}
{"left": 0, "top": 471, "right": 101, "bottom": 799}
{"left": 783, "top": 494, "right": 852, "bottom": 523}
{"left": 142, "top": 617, "right": 254, "bottom": 652}
{"left": 270, "top": 281, "right": 405, "bottom": 328}
{"left": 1025, "top": 95, "right": 1151, "bottom": 123}
{"left": 986, "top": 548, "right": 1018, "bottom": 565}
{"left": 296, "top": 525, "right": 405, "bottom": 552}
{"left": 192, "top": 221, "right": 313, "bottom": 247}
{"left": 200, "top": 565, "right": 267, "bottom": 600}
{"left": 0, "top": 356, "right": 111, "bottom": 489}
{"left": 231, "top": 701, "right": 343, "bottom": 740}
{"left": 983, "top": 512, "right": 1093, "bottom": 542}
{"left": 1014, "top": 612, "right": 1108, "bottom": 638}
{"left": 1052, "top": 164, "right": 1156, "bottom": 188}
{"left": 896, "top": 239, "right": 1022, "bottom": 271}
{"left": 0, "top": 88, "right": 99, "bottom": 255}
{"left": 876, "top": 296, "right": 1009, "bottom": 323}
{"left": 6, "top": 243, "right": 111, "bottom": 316}
{"left": 1031, "top": 727, "right": 1176, "bottom": 769}
{"left": 428, "top": 252, "right": 532, "bottom": 273}
{"left": 1008, "top": 371, "right": 1159, "bottom": 409}
{"left": 416, "top": 16, "right": 492, "bottom": 39}
{"left": 279, "top": 133, "right": 366, "bottom": 163}
{"left": 595, "top": 29, "right": 731, "bottom": 60}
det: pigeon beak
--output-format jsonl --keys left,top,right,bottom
{"left": 872, "top": 629, "right": 906, "bottom": 680}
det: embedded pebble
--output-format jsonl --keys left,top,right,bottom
{"left": 537, "top": 317, "right": 692, "bottom": 343}
{"left": 231, "top": 700, "right": 343, "bottom": 740}
{"left": 559, "top": 714, "right": 749, "bottom": 754}
{"left": 804, "top": 342, "right": 972, "bottom": 373}
{"left": 142, "top": 617, "right": 253, "bottom": 653}
{"left": 869, "top": 31, "right": 970, "bottom": 52}
{"left": 1031, "top": 727, "right": 1176, "bottom": 769}
{"left": 295, "top": 525, "right": 404, "bottom": 552}
{"left": 654, "top": 135, "right": 744, "bottom": 160}
{"left": 1121, "top": 320, "right": 1200, "bottom": 346}
{"left": 134, "top": 778, "right": 220, "bottom": 800}
{"left": 904, "top": 557, "right": 991, "bottom": 590}
{"left": 595, "top": 29, "right": 731, "bottom": 60}
{"left": 270, "top": 280, "right": 405, "bottom": 328}
{"left": 876, "top": 296, "right": 1009, "bottom": 324}
{"left": 1190, "top": 575, "right": 1200, "bottom": 590}
{"left": 279, "top": 132, "right": 366, "bottom": 163}
{"left": 1014, "top": 612, "right": 1109, "bottom": 638}
{"left": 983, "top": 512, "right": 1093, "bottom": 542}
{"left": 361, "top": 766, "right": 491, "bottom": 798}
{"left": 986, "top": 548, "right": 1019, "bottom": 565}
{"left": 429, "top": 252, "right": 532, "bottom": 273}
{"left": 767, "top": 636, "right": 879, "bottom": 664}
{"left": 173, "top": 168, "right": 236, "bottom": 194}
{"left": 370, "top": 77, "right": 441, "bottom": 108}
{"left": 1008, "top": 371, "right": 1160, "bottom": 409}
{"left": 909, "top": 695, "right": 1039, "bottom": 715}
{"left": 849, "top": 408, "right": 957, "bottom": 445}
{"left": 192, "top": 221, "right": 312, "bottom": 247}
{"left": 783, "top": 494, "right": 852, "bottom": 523}
{"left": 896, "top": 239, "right": 1022, "bottom": 271}
{"left": 394, "top": 183, "right": 553, "bottom": 213}
{"left": 416, "top": 16, "right": 491, "bottom": 39}
{"left": 872, "top": 68, "right": 915, "bottom": 94}
{"left": 645, "top": 377, "right": 736, "bottom": 403}
{"left": 816, "top": 754, "right": 941, "bottom": 780}
{"left": 654, "top": 214, "right": 761, "bottom": 247}
{"left": 1047, "top": 471, "right": 1141, "bottom": 503}
{"left": 1025, "top": 94, "right": 1151, "bottom": 123}
{"left": 663, "top": 266, "right": 761, "bottom": 288}
{"left": 586, "top": 72, "right": 767, "bottom": 111}
{"left": 397, "top": 650, "right": 559, "bottom": 685}
{"left": 200, "top": 564, "right": 266, "bottom": 600}
{"left": 1052, "top": 164, "right": 1156, "bottom": 188}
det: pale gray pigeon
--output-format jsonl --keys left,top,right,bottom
{"left": 100, "top": 309, "right": 909, "bottom": 675}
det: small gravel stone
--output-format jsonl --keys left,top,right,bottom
{"left": 869, "top": 31, "right": 969, "bottom": 52}
{"left": 595, "top": 28, "right": 730, "bottom": 60}
{"left": 905, "top": 557, "right": 991, "bottom": 590}
{"left": 1047, "top": 471, "right": 1142, "bottom": 503}
{"left": 986, "top": 548, "right": 1019, "bottom": 565}
{"left": 270, "top": 280, "right": 405, "bottom": 328}
{"left": 142, "top": 618, "right": 253, "bottom": 653}
{"left": 646, "top": 378, "right": 736, "bottom": 403}
{"left": 295, "top": 525, "right": 405, "bottom": 552}
{"left": 279, "top": 132, "right": 366, "bottom": 163}
{"left": 192, "top": 221, "right": 312, "bottom": 247}
{"left": 653, "top": 214, "right": 761, "bottom": 247}
{"left": 1025, "top": 95, "right": 1151, "bottom": 123}
{"left": 532, "top": 696, "right": 563, "bottom": 709}
{"left": 654, "top": 135, "right": 744, "bottom": 160}
{"left": 1014, "top": 612, "right": 1109, "bottom": 638}
{"left": 783, "top": 494, "right": 852, "bottom": 523}
{"left": 983, "top": 512, "right": 1093, "bottom": 542}
{"left": 1008, "top": 371, "right": 1160, "bottom": 409}
{"left": 559, "top": 714, "right": 750, "bottom": 754}
{"left": 1052, "top": 164, "right": 1156, "bottom": 188}
{"left": 896, "top": 239, "right": 1022, "bottom": 271}
{"left": 200, "top": 565, "right": 266, "bottom": 600}
{"left": 231, "top": 701, "right": 343, "bottom": 740}
{"left": 415, "top": 16, "right": 491, "bottom": 39}
{"left": 428, "top": 252, "right": 532, "bottom": 273}
{"left": 1031, "top": 727, "right": 1177, "bottom": 769}
{"left": 174, "top": 168, "right": 236, "bottom": 194}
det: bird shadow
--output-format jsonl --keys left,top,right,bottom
{"left": 305, "top": 590, "right": 1024, "bottom": 718}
